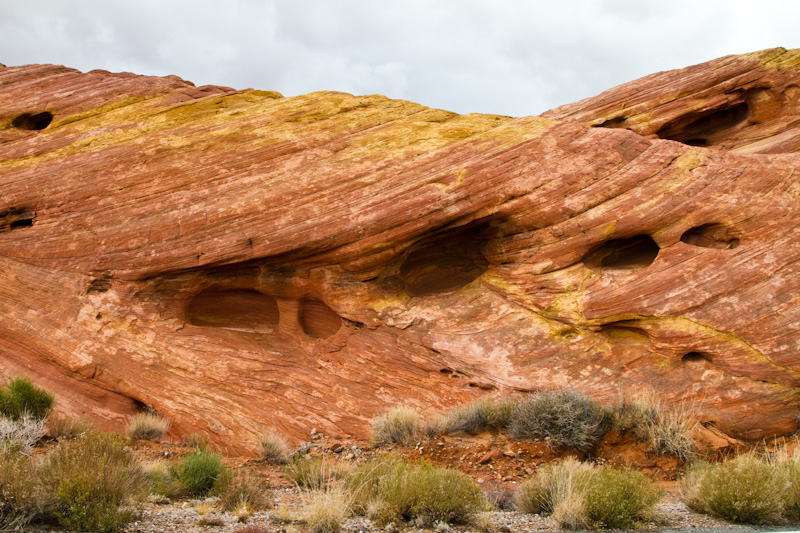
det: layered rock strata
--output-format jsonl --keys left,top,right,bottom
{"left": 1, "top": 49, "right": 800, "bottom": 452}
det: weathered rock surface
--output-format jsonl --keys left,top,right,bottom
{"left": 1, "top": 49, "right": 800, "bottom": 452}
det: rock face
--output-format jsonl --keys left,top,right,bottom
{"left": 1, "top": 49, "right": 800, "bottom": 453}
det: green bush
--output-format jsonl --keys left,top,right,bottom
{"left": 370, "top": 406, "right": 420, "bottom": 446}
{"left": 351, "top": 460, "right": 486, "bottom": 526}
{"left": 0, "top": 452, "right": 40, "bottom": 531}
{"left": 0, "top": 376, "right": 54, "bottom": 421}
{"left": 40, "top": 433, "right": 145, "bottom": 532}
{"left": 515, "top": 459, "right": 661, "bottom": 530}
{"left": 170, "top": 450, "right": 226, "bottom": 496}
{"left": 680, "top": 454, "right": 785, "bottom": 524}
{"left": 584, "top": 467, "right": 661, "bottom": 529}
{"left": 510, "top": 389, "right": 611, "bottom": 453}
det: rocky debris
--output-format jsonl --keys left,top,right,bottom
{"left": 2, "top": 50, "right": 800, "bottom": 452}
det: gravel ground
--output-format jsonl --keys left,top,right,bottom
{"left": 109, "top": 488, "right": 800, "bottom": 533}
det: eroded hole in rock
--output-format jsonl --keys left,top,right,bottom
{"left": 681, "top": 224, "right": 740, "bottom": 249}
{"left": 87, "top": 279, "right": 112, "bottom": 293}
{"left": 400, "top": 225, "right": 490, "bottom": 297}
{"left": 440, "top": 368, "right": 453, "bottom": 374}
{"left": 682, "top": 351, "right": 712, "bottom": 364}
{"left": 187, "top": 288, "right": 279, "bottom": 331}
{"left": 582, "top": 235, "right": 660, "bottom": 271}
{"left": 11, "top": 111, "right": 54, "bottom": 130}
{"left": 593, "top": 116, "right": 627, "bottom": 129}
{"left": 600, "top": 323, "right": 650, "bottom": 343}
{"left": 0, "top": 208, "right": 35, "bottom": 232}
{"left": 656, "top": 102, "right": 749, "bottom": 146}
{"left": 298, "top": 297, "right": 341, "bottom": 339}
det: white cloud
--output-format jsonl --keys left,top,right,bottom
{"left": 0, "top": 0, "right": 798, "bottom": 116}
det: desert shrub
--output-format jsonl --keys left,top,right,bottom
{"left": 170, "top": 450, "right": 226, "bottom": 496}
{"left": 40, "top": 432, "right": 145, "bottom": 532}
{"left": 259, "top": 429, "right": 290, "bottom": 464}
{"left": 680, "top": 454, "right": 785, "bottom": 524}
{"left": 515, "top": 459, "right": 660, "bottom": 529}
{"left": 0, "top": 452, "right": 40, "bottom": 531}
{"left": 128, "top": 411, "right": 170, "bottom": 441}
{"left": 236, "top": 525, "right": 267, "bottom": 533}
{"left": 371, "top": 406, "right": 420, "bottom": 446}
{"left": 183, "top": 432, "right": 212, "bottom": 451}
{"left": 615, "top": 394, "right": 696, "bottom": 460}
{"left": 48, "top": 415, "right": 95, "bottom": 439}
{"left": 142, "top": 459, "right": 181, "bottom": 499}
{"left": 441, "top": 397, "right": 519, "bottom": 435}
{"left": 0, "top": 414, "right": 46, "bottom": 453}
{"left": 510, "top": 389, "right": 611, "bottom": 453}
{"left": 0, "top": 376, "right": 54, "bottom": 421}
{"left": 352, "top": 460, "right": 486, "bottom": 526}
{"left": 584, "top": 467, "right": 661, "bottom": 529}
{"left": 284, "top": 455, "right": 350, "bottom": 490}
{"left": 211, "top": 469, "right": 271, "bottom": 511}
{"left": 303, "top": 489, "right": 350, "bottom": 533}
{"left": 514, "top": 458, "right": 593, "bottom": 516}
{"left": 775, "top": 445, "right": 800, "bottom": 519}
{"left": 346, "top": 456, "right": 402, "bottom": 514}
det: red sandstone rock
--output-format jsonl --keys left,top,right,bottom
{"left": 1, "top": 49, "right": 800, "bottom": 453}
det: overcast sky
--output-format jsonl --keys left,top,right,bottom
{"left": 1, "top": 1, "right": 799, "bottom": 117}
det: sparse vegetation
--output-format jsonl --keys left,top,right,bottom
{"left": 371, "top": 406, "right": 420, "bottom": 446}
{"left": 211, "top": 469, "right": 271, "bottom": 512}
{"left": 0, "top": 376, "right": 55, "bottom": 421}
{"left": 0, "top": 452, "right": 40, "bottom": 531}
{"left": 615, "top": 393, "right": 696, "bottom": 460}
{"left": 0, "top": 413, "right": 47, "bottom": 453}
{"left": 259, "top": 429, "right": 290, "bottom": 464}
{"left": 183, "top": 432, "right": 212, "bottom": 451}
{"left": 284, "top": 455, "right": 350, "bottom": 490}
{"left": 142, "top": 459, "right": 181, "bottom": 499}
{"left": 40, "top": 432, "right": 146, "bottom": 532}
{"left": 128, "top": 411, "right": 170, "bottom": 441}
{"left": 509, "top": 389, "right": 611, "bottom": 453}
{"left": 170, "top": 450, "right": 227, "bottom": 496}
{"left": 441, "top": 397, "right": 519, "bottom": 435}
{"left": 680, "top": 454, "right": 785, "bottom": 524}
{"left": 349, "top": 459, "right": 487, "bottom": 526}
{"left": 49, "top": 414, "right": 95, "bottom": 439}
{"left": 303, "top": 488, "right": 350, "bottom": 533}
{"left": 515, "top": 458, "right": 660, "bottom": 530}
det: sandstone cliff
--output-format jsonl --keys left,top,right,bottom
{"left": 1, "top": 48, "right": 799, "bottom": 452}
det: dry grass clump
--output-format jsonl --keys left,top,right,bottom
{"left": 284, "top": 455, "right": 351, "bottom": 490}
{"left": 259, "top": 429, "right": 290, "bottom": 464}
{"left": 0, "top": 452, "right": 40, "bottom": 531}
{"left": 183, "top": 432, "right": 212, "bottom": 451}
{"left": 128, "top": 411, "right": 170, "bottom": 441}
{"left": 197, "top": 515, "right": 226, "bottom": 527}
{"left": 509, "top": 389, "right": 611, "bottom": 453}
{"left": 0, "top": 413, "right": 47, "bottom": 453}
{"left": 680, "top": 454, "right": 786, "bottom": 524}
{"left": 348, "top": 458, "right": 487, "bottom": 527}
{"left": 615, "top": 393, "right": 696, "bottom": 460}
{"left": 441, "top": 397, "right": 519, "bottom": 435}
{"left": 39, "top": 432, "right": 146, "bottom": 532}
{"left": 371, "top": 406, "right": 420, "bottom": 446}
{"left": 303, "top": 488, "right": 350, "bottom": 533}
{"left": 48, "top": 415, "right": 95, "bottom": 439}
{"left": 515, "top": 458, "right": 660, "bottom": 529}
{"left": 211, "top": 469, "right": 271, "bottom": 512}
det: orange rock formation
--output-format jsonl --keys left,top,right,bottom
{"left": 1, "top": 49, "right": 800, "bottom": 453}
